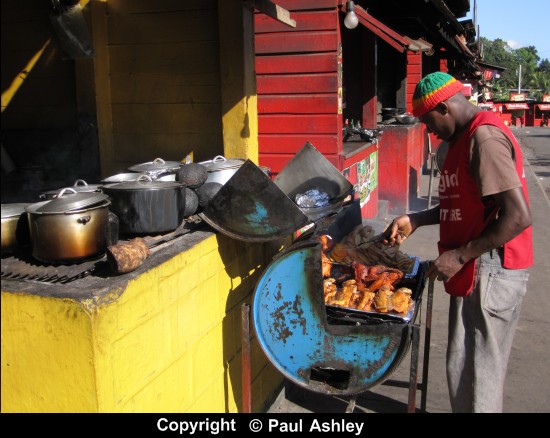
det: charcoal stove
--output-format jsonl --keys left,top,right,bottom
{"left": 251, "top": 239, "right": 427, "bottom": 395}
{"left": 195, "top": 142, "right": 432, "bottom": 411}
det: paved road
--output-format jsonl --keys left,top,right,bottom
{"left": 267, "top": 126, "right": 550, "bottom": 413}
{"left": 516, "top": 127, "right": 550, "bottom": 200}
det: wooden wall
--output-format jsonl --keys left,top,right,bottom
{"left": 254, "top": 0, "right": 341, "bottom": 175}
{"left": 100, "top": 0, "right": 223, "bottom": 174}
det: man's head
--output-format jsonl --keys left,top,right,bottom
{"left": 412, "top": 72, "right": 464, "bottom": 118}
{"left": 412, "top": 72, "right": 475, "bottom": 141}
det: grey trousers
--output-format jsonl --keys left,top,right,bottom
{"left": 446, "top": 248, "right": 529, "bottom": 413}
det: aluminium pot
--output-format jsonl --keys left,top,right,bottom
{"left": 199, "top": 155, "right": 270, "bottom": 185}
{"left": 1, "top": 203, "right": 31, "bottom": 254}
{"left": 101, "top": 172, "right": 176, "bottom": 184}
{"left": 102, "top": 174, "right": 186, "bottom": 235}
{"left": 25, "top": 191, "right": 111, "bottom": 263}
{"left": 39, "top": 179, "right": 103, "bottom": 200}
{"left": 127, "top": 157, "right": 181, "bottom": 179}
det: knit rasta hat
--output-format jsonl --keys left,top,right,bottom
{"left": 412, "top": 72, "right": 464, "bottom": 117}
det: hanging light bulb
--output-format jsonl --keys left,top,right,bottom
{"left": 344, "top": 1, "right": 359, "bottom": 29}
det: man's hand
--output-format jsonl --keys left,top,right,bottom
{"left": 426, "top": 249, "right": 465, "bottom": 282}
{"left": 383, "top": 215, "right": 414, "bottom": 246}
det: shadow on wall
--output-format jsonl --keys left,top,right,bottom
{"left": 1, "top": 114, "right": 101, "bottom": 203}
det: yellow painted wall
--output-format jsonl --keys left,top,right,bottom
{"left": 1, "top": 233, "right": 284, "bottom": 413}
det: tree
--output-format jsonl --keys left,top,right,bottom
{"left": 480, "top": 38, "right": 550, "bottom": 99}
{"left": 528, "top": 72, "right": 550, "bottom": 99}
{"left": 539, "top": 59, "right": 550, "bottom": 74}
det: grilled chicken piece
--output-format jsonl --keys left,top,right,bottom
{"left": 352, "top": 261, "right": 404, "bottom": 291}
{"left": 374, "top": 286, "right": 393, "bottom": 313}
{"left": 357, "top": 290, "right": 376, "bottom": 311}
{"left": 368, "top": 270, "right": 404, "bottom": 291}
{"left": 391, "top": 287, "right": 413, "bottom": 314}
{"left": 323, "top": 278, "right": 337, "bottom": 297}
{"left": 329, "top": 279, "right": 357, "bottom": 306}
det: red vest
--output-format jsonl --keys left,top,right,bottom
{"left": 438, "top": 111, "right": 533, "bottom": 296}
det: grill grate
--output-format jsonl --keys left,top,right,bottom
{"left": 1, "top": 218, "right": 204, "bottom": 286}
{"left": 1, "top": 251, "right": 107, "bottom": 284}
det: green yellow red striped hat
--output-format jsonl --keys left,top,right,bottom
{"left": 412, "top": 72, "right": 464, "bottom": 117}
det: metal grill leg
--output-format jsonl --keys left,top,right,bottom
{"left": 407, "top": 324, "right": 421, "bottom": 413}
{"left": 241, "top": 303, "right": 252, "bottom": 413}
{"left": 420, "top": 277, "right": 435, "bottom": 412}
{"left": 345, "top": 397, "right": 357, "bottom": 413}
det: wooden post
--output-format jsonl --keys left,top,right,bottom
{"left": 218, "top": 0, "right": 259, "bottom": 162}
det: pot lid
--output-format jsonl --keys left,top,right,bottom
{"left": 128, "top": 157, "right": 181, "bottom": 173}
{"left": 1, "top": 203, "right": 31, "bottom": 219}
{"left": 199, "top": 155, "right": 245, "bottom": 172}
{"left": 102, "top": 174, "right": 182, "bottom": 190}
{"left": 41, "top": 179, "right": 102, "bottom": 197}
{"left": 29, "top": 188, "right": 109, "bottom": 214}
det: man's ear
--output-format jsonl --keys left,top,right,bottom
{"left": 436, "top": 102, "right": 449, "bottom": 115}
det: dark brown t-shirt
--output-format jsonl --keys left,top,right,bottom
{"left": 469, "top": 125, "right": 522, "bottom": 198}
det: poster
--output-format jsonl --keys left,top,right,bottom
{"left": 343, "top": 151, "right": 378, "bottom": 208}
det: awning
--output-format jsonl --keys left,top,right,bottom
{"left": 453, "top": 34, "right": 476, "bottom": 59}
{"left": 248, "top": 0, "right": 296, "bottom": 28}
{"left": 537, "top": 104, "right": 550, "bottom": 111}
{"left": 352, "top": 4, "right": 433, "bottom": 54}
{"left": 505, "top": 103, "right": 529, "bottom": 110}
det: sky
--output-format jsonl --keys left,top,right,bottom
{"left": 465, "top": 0, "right": 550, "bottom": 59}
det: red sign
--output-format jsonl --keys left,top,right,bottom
{"left": 538, "top": 104, "right": 550, "bottom": 111}
{"left": 505, "top": 103, "right": 529, "bottom": 110}
{"left": 543, "top": 95, "right": 550, "bottom": 103}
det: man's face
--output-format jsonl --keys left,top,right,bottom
{"left": 419, "top": 103, "right": 455, "bottom": 141}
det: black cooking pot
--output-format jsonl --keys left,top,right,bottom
{"left": 102, "top": 175, "right": 186, "bottom": 235}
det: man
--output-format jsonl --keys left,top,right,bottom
{"left": 385, "top": 72, "right": 533, "bottom": 412}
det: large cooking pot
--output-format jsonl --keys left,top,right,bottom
{"left": 200, "top": 155, "right": 269, "bottom": 185}
{"left": 1, "top": 203, "right": 31, "bottom": 254}
{"left": 102, "top": 175, "right": 186, "bottom": 235}
{"left": 39, "top": 179, "right": 103, "bottom": 200}
{"left": 25, "top": 189, "right": 111, "bottom": 263}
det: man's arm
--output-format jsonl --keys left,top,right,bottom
{"left": 430, "top": 187, "right": 531, "bottom": 280}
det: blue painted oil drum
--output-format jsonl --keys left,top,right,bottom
{"left": 252, "top": 240, "right": 424, "bottom": 395}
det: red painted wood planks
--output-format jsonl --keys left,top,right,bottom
{"left": 256, "top": 52, "right": 337, "bottom": 74}
{"left": 256, "top": 73, "right": 338, "bottom": 94}
{"left": 258, "top": 114, "right": 338, "bottom": 134}
{"left": 255, "top": 10, "right": 337, "bottom": 33}
{"left": 258, "top": 94, "right": 338, "bottom": 113}
{"left": 255, "top": 31, "right": 338, "bottom": 54}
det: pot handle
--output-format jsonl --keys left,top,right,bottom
{"left": 212, "top": 155, "right": 226, "bottom": 163}
{"left": 137, "top": 174, "right": 153, "bottom": 183}
{"left": 73, "top": 179, "right": 88, "bottom": 187}
{"left": 56, "top": 187, "right": 78, "bottom": 198}
{"left": 152, "top": 158, "right": 166, "bottom": 164}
